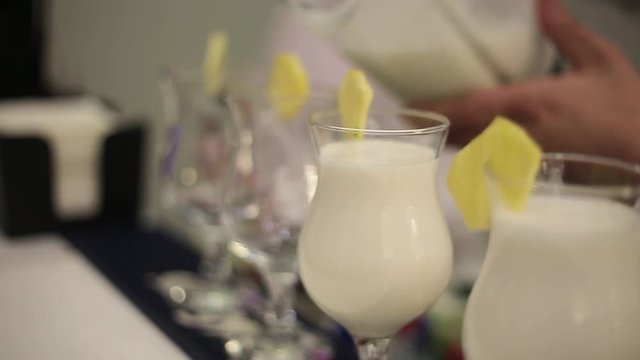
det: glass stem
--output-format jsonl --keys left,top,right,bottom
{"left": 263, "top": 270, "right": 298, "bottom": 339}
{"left": 199, "top": 225, "right": 232, "bottom": 283}
{"left": 356, "top": 338, "right": 391, "bottom": 360}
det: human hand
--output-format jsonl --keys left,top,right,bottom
{"left": 415, "top": 0, "right": 640, "bottom": 164}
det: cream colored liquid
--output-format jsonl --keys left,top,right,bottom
{"left": 464, "top": 194, "right": 640, "bottom": 360}
{"left": 299, "top": 139, "right": 452, "bottom": 338}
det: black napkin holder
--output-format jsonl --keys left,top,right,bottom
{"left": 0, "top": 122, "right": 146, "bottom": 237}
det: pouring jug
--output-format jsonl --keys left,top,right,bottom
{"left": 283, "top": 0, "right": 555, "bottom": 101}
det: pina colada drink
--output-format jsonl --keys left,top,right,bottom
{"left": 299, "top": 139, "right": 452, "bottom": 338}
{"left": 464, "top": 194, "right": 640, "bottom": 360}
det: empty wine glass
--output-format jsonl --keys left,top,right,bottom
{"left": 153, "top": 68, "right": 257, "bottom": 340}
{"left": 223, "top": 91, "right": 334, "bottom": 359}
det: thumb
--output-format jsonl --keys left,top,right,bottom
{"left": 538, "top": 0, "right": 618, "bottom": 71}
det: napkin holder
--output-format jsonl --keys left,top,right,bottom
{"left": 0, "top": 118, "right": 145, "bottom": 237}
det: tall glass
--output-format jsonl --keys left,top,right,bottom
{"left": 298, "top": 109, "right": 453, "bottom": 359}
{"left": 463, "top": 153, "right": 640, "bottom": 360}
{"left": 154, "top": 67, "right": 240, "bottom": 324}
{"left": 223, "top": 92, "right": 334, "bottom": 359}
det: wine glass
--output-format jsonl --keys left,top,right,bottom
{"left": 223, "top": 92, "right": 334, "bottom": 359}
{"left": 298, "top": 108, "right": 453, "bottom": 359}
{"left": 463, "top": 153, "right": 640, "bottom": 360}
{"left": 153, "top": 68, "right": 256, "bottom": 339}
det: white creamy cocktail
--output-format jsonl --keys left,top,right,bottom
{"left": 298, "top": 109, "right": 452, "bottom": 358}
{"left": 463, "top": 154, "right": 640, "bottom": 360}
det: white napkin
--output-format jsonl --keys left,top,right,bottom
{"left": 0, "top": 97, "right": 115, "bottom": 219}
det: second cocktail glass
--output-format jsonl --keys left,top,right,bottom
{"left": 463, "top": 153, "right": 640, "bottom": 360}
{"left": 298, "top": 108, "right": 453, "bottom": 359}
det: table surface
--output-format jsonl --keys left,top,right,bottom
{"left": 59, "top": 222, "right": 243, "bottom": 360}
{"left": 0, "top": 222, "right": 463, "bottom": 360}
{"left": 62, "top": 222, "right": 358, "bottom": 359}
{"left": 0, "top": 233, "right": 189, "bottom": 360}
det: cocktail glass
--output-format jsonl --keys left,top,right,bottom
{"left": 298, "top": 108, "right": 453, "bottom": 359}
{"left": 463, "top": 153, "right": 640, "bottom": 360}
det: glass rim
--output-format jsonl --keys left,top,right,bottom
{"left": 226, "top": 89, "right": 335, "bottom": 105}
{"left": 484, "top": 151, "right": 640, "bottom": 202}
{"left": 309, "top": 108, "right": 450, "bottom": 136}
{"left": 542, "top": 152, "right": 640, "bottom": 175}
{"left": 486, "top": 152, "right": 640, "bottom": 180}
{"left": 226, "top": 82, "right": 338, "bottom": 104}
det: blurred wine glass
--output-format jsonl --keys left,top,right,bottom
{"left": 153, "top": 68, "right": 259, "bottom": 345}
{"left": 223, "top": 91, "right": 333, "bottom": 360}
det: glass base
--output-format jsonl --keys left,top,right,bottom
{"left": 175, "top": 309, "right": 262, "bottom": 360}
{"left": 151, "top": 270, "right": 237, "bottom": 314}
{"left": 250, "top": 327, "right": 333, "bottom": 360}
{"left": 151, "top": 270, "right": 264, "bottom": 359}
{"left": 356, "top": 337, "right": 391, "bottom": 360}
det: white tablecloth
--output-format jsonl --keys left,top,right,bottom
{"left": 0, "top": 234, "right": 188, "bottom": 360}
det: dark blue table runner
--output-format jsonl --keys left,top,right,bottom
{"left": 61, "top": 221, "right": 356, "bottom": 360}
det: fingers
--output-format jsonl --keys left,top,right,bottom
{"left": 425, "top": 90, "right": 506, "bottom": 124}
{"left": 414, "top": 82, "right": 552, "bottom": 146}
{"left": 538, "top": 0, "right": 629, "bottom": 72}
{"left": 447, "top": 128, "right": 483, "bottom": 147}
{"left": 412, "top": 89, "right": 515, "bottom": 145}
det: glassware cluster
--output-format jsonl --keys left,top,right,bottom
{"left": 154, "top": 69, "right": 334, "bottom": 359}
{"left": 154, "top": 68, "right": 640, "bottom": 360}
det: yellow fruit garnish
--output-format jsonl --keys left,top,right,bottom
{"left": 268, "top": 53, "right": 310, "bottom": 121}
{"left": 447, "top": 135, "right": 491, "bottom": 230}
{"left": 339, "top": 69, "right": 373, "bottom": 139}
{"left": 202, "top": 31, "right": 229, "bottom": 96}
{"left": 447, "top": 116, "right": 542, "bottom": 230}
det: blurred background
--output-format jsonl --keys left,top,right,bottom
{"left": 0, "top": 0, "right": 639, "bottom": 359}
{"left": 3, "top": 0, "right": 637, "bottom": 120}
{"left": 3, "top": 0, "right": 636, "bottom": 224}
